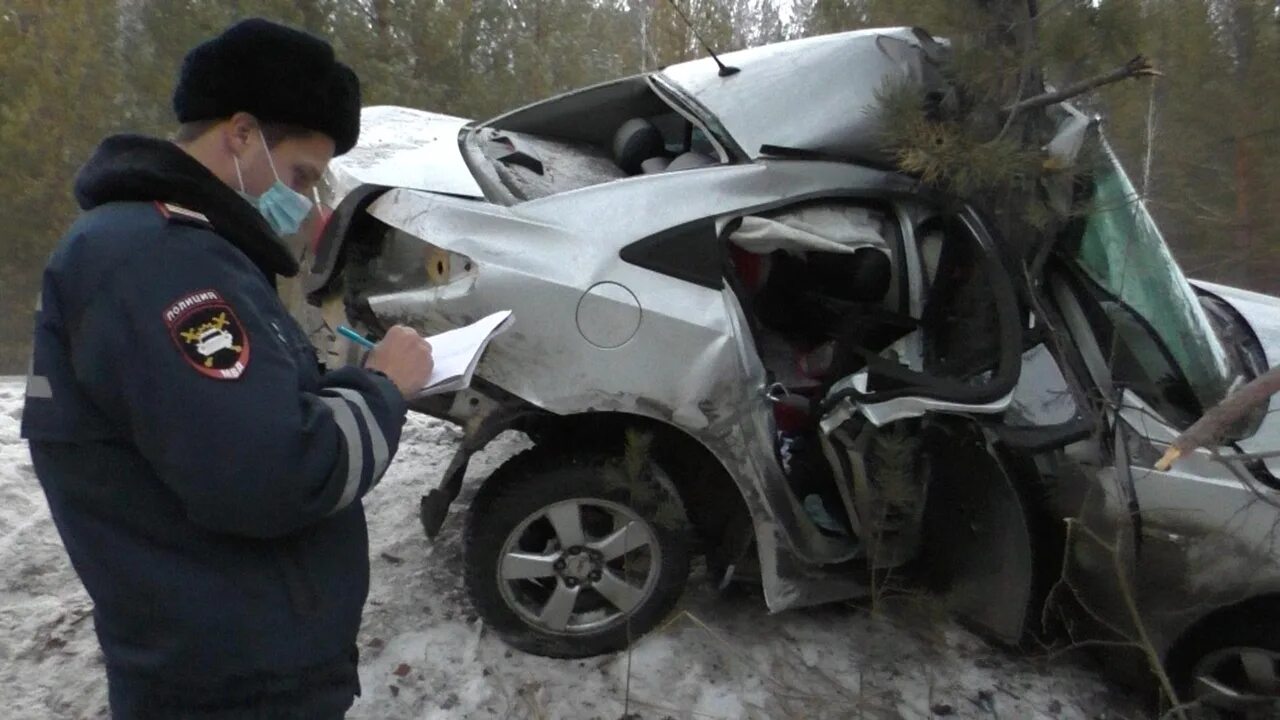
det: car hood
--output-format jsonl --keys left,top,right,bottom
{"left": 325, "top": 106, "right": 483, "bottom": 201}
{"left": 1192, "top": 279, "right": 1280, "bottom": 467}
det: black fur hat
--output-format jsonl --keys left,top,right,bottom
{"left": 173, "top": 18, "right": 361, "bottom": 155}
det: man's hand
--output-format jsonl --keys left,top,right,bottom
{"left": 364, "top": 325, "right": 433, "bottom": 398}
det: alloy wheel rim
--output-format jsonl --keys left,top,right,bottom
{"left": 496, "top": 497, "right": 662, "bottom": 635}
{"left": 1192, "top": 646, "right": 1280, "bottom": 717}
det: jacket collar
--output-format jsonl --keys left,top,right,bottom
{"left": 73, "top": 134, "right": 300, "bottom": 277}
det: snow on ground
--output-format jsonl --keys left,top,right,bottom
{"left": 0, "top": 378, "right": 1142, "bottom": 719}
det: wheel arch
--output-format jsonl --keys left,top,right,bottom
{"left": 304, "top": 183, "right": 392, "bottom": 305}
{"left": 517, "top": 410, "right": 754, "bottom": 565}
{"left": 1165, "top": 592, "right": 1280, "bottom": 664}
{"left": 1160, "top": 591, "right": 1280, "bottom": 704}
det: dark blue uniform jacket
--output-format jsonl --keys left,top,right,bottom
{"left": 21, "top": 135, "right": 407, "bottom": 715}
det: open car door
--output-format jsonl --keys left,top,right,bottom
{"left": 814, "top": 206, "right": 1087, "bottom": 643}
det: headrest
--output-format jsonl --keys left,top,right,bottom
{"left": 612, "top": 118, "right": 663, "bottom": 174}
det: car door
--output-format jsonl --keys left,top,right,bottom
{"left": 815, "top": 203, "right": 1086, "bottom": 644}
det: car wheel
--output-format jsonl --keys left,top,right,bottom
{"left": 1166, "top": 598, "right": 1280, "bottom": 719}
{"left": 463, "top": 449, "right": 691, "bottom": 658}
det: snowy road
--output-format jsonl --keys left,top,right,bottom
{"left": 0, "top": 378, "right": 1138, "bottom": 719}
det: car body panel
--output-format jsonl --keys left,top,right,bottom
{"left": 326, "top": 106, "right": 483, "bottom": 201}
{"left": 363, "top": 159, "right": 912, "bottom": 420}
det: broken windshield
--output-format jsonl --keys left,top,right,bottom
{"left": 1070, "top": 140, "right": 1235, "bottom": 413}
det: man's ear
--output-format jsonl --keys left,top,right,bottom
{"left": 224, "top": 112, "right": 258, "bottom": 156}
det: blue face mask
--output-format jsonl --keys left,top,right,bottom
{"left": 234, "top": 128, "right": 314, "bottom": 237}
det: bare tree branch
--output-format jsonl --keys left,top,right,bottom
{"left": 1157, "top": 364, "right": 1280, "bottom": 469}
{"left": 1003, "top": 55, "right": 1161, "bottom": 117}
{"left": 1073, "top": 521, "right": 1187, "bottom": 716}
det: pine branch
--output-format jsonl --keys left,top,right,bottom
{"left": 993, "top": 0, "right": 1039, "bottom": 142}
{"left": 1002, "top": 55, "right": 1161, "bottom": 117}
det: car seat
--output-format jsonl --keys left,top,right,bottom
{"left": 666, "top": 151, "right": 716, "bottom": 172}
{"left": 791, "top": 247, "right": 897, "bottom": 382}
{"left": 612, "top": 118, "right": 665, "bottom": 175}
{"left": 613, "top": 118, "right": 718, "bottom": 175}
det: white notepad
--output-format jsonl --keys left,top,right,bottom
{"left": 416, "top": 310, "right": 514, "bottom": 397}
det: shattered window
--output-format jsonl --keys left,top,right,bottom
{"left": 1071, "top": 142, "right": 1235, "bottom": 413}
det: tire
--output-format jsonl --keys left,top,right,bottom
{"left": 463, "top": 449, "right": 691, "bottom": 658}
{"left": 1165, "top": 597, "right": 1280, "bottom": 718}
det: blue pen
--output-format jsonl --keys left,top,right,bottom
{"left": 337, "top": 325, "right": 376, "bottom": 350}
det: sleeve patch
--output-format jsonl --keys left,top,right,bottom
{"left": 164, "top": 290, "right": 251, "bottom": 380}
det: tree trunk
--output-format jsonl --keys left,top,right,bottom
{"left": 1228, "top": 0, "right": 1256, "bottom": 286}
{"left": 969, "top": 0, "right": 1052, "bottom": 259}
{"left": 1234, "top": 136, "right": 1253, "bottom": 283}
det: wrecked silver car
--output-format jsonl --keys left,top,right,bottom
{"left": 300, "top": 28, "right": 1280, "bottom": 713}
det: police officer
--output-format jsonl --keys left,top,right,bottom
{"left": 21, "top": 18, "right": 433, "bottom": 719}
